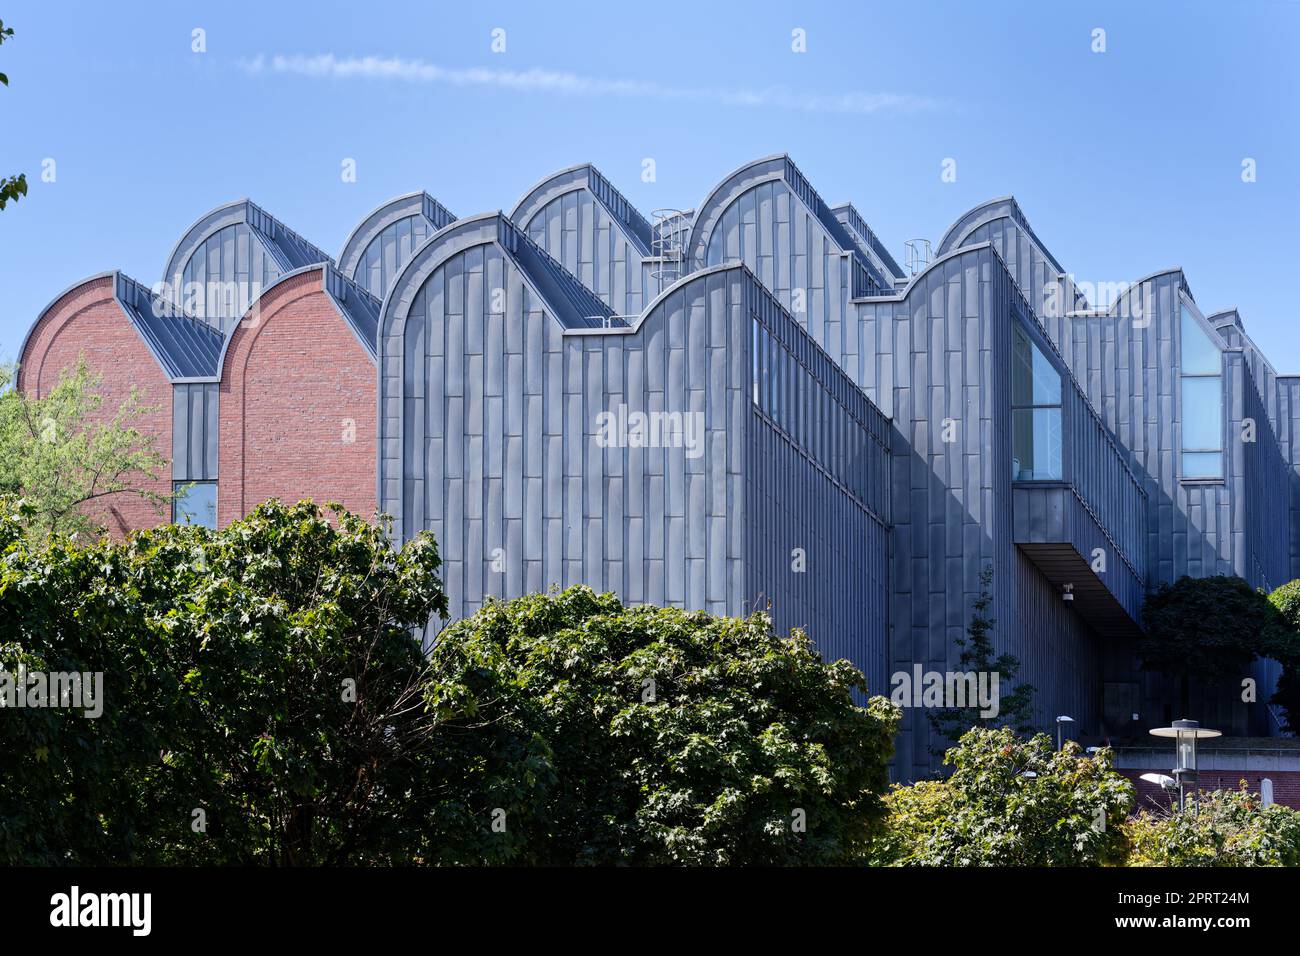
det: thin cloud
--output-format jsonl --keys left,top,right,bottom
{"left": 236, "top": 53, "right": 946, "bottom": 115}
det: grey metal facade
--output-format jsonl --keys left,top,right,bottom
{"left": 161, "top": 199, "right": 332, "bottom": 333}
{"left": 25, "top": 152, "right": 1300, "bottom": 782}
{"left": 337, "top": 192, "right": 457, "bottom": 302}
{"left": 511, "top": 164, "right": 653, "bottom": 320}
{"left": 375, "top": 209, "right": 890, "bottom": 688}
{"left": 362, "top": 153, "right": 1300, "bottom": 777}
{"left": 946, "top": 209, "right": 1292, "bottom": 741}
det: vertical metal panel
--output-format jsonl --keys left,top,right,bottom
{"left": 515, "top": 182, "right": 647, "bottom": 318}
{"left": 171, "top": 382, "right": 219, "bottom": 481}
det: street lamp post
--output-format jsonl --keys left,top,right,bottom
{"left": 1055, "top": 715, "right": 1074, "bottom": 750}
{"left": 1149, "top": 718, "right": 1222, "bottom": 811}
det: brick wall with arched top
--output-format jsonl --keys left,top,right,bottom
{"left": 18, "top": 276, "right": 173, "bottom": 536}
{"left": 218, "top": 268, "right": 377, "bottom": 527}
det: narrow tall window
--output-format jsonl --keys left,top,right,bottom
{"left": 1180, "top": 303, "right": 1223, "bottom": 479}
{"left": 173, "top": 480, "right": 217, "bottom": 529}
{"left": 1011, "top": 324, "right": 1062, "bottom": 480}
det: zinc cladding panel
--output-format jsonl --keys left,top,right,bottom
{"left": 171, "top": 383, "right": 219, "bottom": 481}
{"left": 355, "top": 214, "right": 433, "bottom": 301}
{"left": 384, "top": 248, "right": 757, "bottom": 640}
{"left": 1062, "top": 271, "right": 1277, "bottom": 587}
{"left": 1278, "top": 378, "right": 1300, "bottom": 581}
{"left": 704, "top": 178, "right": 859, "bottom": 371}
{"left": 952, "top": 218, "right": 1149, "bottom": 567}
{"left": 177, "top": 222, "right": 288, "bottom": 333}
{"left": 744, "top": 280, "right": 890, "bottom": 699}
{"left": 1239, "top": 360, "right": 1290, "bottom": 590}
{"left": 518, "top": 185, "right": 645, "bottom": 318}
{"left": 862, "top": 245, "right": 1106, "bottom": 781}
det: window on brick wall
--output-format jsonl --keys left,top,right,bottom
{"left": 173, "top": 480, "right": 217, "bottom": 529}
{"left": 1011, "top": 323, "right": 1063, "bottom": 480}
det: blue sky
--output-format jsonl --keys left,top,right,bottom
{"left": 1, "top": 0, "right": 1298, "bottom": 366}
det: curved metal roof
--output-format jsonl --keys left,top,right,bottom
{"left": 337, "top": 191, "right": 456, "bottom": 279}
{"left": 510, "top": 163, "right": 653, "bottom": 255}
{"left": 935, "top": 195, "right": 1069, "bottom": 277}
{"left": 161, "top": 198, "right": 332, "bottom": 296}
{"left": 1104, "top": 267, "right": 1190, "bottom": 317}
{"left": 684, "top": 154, "right": 887, "bottom": 294}
{"left": 380, "top": 211, "right": 613, "bottom": 347}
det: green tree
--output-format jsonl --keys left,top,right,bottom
{"left": 1139, "top": 575, "right": 1280, "bottom": 716}
{"left": 0, "top": 18, "right": 27, "bottom": 211}
{"left": 0, "top": 499, "right": 450, "bottom": 865}
{"left": 928, "top": 566, "right": 1035, "bottom": 753}
{"left": 424, "top": 586, "right": 901, "bottom": 865}
{"left": 1124, "top": 785, "right": 1300, "bottom": 867}
{"left": 874, "top": 726, "right": 1134, "bottom": 866}
{"left": 0, "top": 359, "right": 169, "bottom": 540}
{"left": 1264, "top": 580, "right": 1300, "bottom": 732}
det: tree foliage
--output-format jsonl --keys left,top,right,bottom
{"left": 0, "top": 359, "right": 169, "bottom": 541}
{"left": 1138, "top": 575, "right": 1281, "bottom": 715}
{"left": 928, "top": 566, "right": 1035, "bottom": 753}
{"left": 2, "top": 507, "right": 901, "bottom": 866}
{"left": 0, "top": 499, "right": 449, "bottom": 865}
{"left": 0, "top": 17, "right": 26, "bottom": 211}
{"left": 1124, "top": 786, "right": 1300, "bottom": 867}
{"left": 874, "top": 726, "right": 1134, "bottom": 866}
{"left": 1265, "top": 580, "right": 1300, "bottom": 733}
{"left": 424, "top": 586, "right": 901, "bottom": 865}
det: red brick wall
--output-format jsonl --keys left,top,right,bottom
{"left": 1120, "top": 769, "right": 1300, "bottom": 811}
{"left": 17, "top": 275, "right": 173, "bottom": 536}
{"left": 219, "top": 268, "right": 376, "bottom": 526}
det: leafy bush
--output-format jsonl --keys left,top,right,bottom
{"left": 424, "top": 586, "right": 901, "bottom": 865}
{"left": 0, "top": 359, "right": 169, "bottom": 541}
{"left": 873, "top": 727, "right": 1133, "bottom": 866}
{"left": 1124, "top": 786, "right": 1300, "bottom": 866}
{"left": 1265, "top": 580, "right": 1300, "bottom": 733}
{"left": 0, "top": 499, "right": 448, "bottom": 865}
{"left": 1139, "top": 575, "right": 1281, "bottom": 715}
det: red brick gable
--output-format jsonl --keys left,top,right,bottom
{"left": 218, "top": 268, "right": 376, "bottom": 526}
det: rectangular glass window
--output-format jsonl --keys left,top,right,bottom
{"left": 1181, "top": 376, "right": 1222, "bottom": 449}
{"left": 1012, "top": 407, "right": 1063, "bottom": 480}
{"left": 1179, "top": 302, "right": 1223, "bottom": 479}
{"left": 173, "top": 481, "right": 217, "bottom": 529}
{"left": 1011, "top": 325, "right": 1063, "bottom": 481}
{"left": 1181, "top": 451, "right": 1223, "bottom": 479}
{"left": 1012, "top": 325, "right": 1061, "bottom": 406}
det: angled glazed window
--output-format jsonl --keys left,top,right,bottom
{"left": 173, "top": 480, "right": 217, "bottom": 529}
{"left": 1179, "top": 302, "right": 1223, "bottom": 479}
{"left": 749, "top": 315, "right": 880, "bottom": 509}
{"left": 1011, "top": 323, "right": 1063, "bottom": 480}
